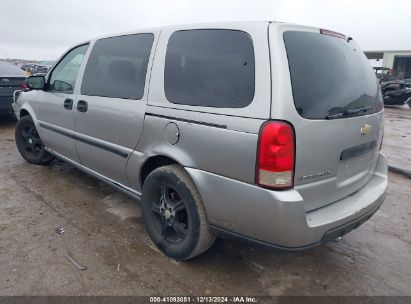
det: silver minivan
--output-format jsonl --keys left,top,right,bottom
{"left": 13, "top": 22, "right": 387, "bottom": 260}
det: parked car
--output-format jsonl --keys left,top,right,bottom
{"left": 39, "top": 61, "right": 55, "bottom": 67}
{"left": 0, "top": 62, "right": 27, "bottom": 117}
{"left": 20, "top": 63, "right": 37, "bottom": 76}
{"left": 32, "top": 65, "right": 51, "bottom": 76}
{"left": 381, "top": 79, "right": 411, "bottom": 108}
{"left": 20, "top": 63, "right": 36, "bottom": 71}
{"left": 12, "top": 22, "right": 387, "bottom": 260}
{"left": 373, "top": 67, "right": 392, "bottom": 83}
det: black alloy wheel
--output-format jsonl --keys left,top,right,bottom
{"left": 150, "top": 184, "right": 189, "bottom": 244}
{"left": 142, "top": 165, "right": 215, "bottom": 260}
{"left": 15, "top": 115, "right": 54, "bottom": 165}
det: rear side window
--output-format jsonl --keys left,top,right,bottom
{"left": 164, "top": 30, "right": 255, "bottom": 108}
{"left": 284, "top": 31, "right": 379, "bottom": 119}
{"left": 81, "top": 34, "right": 154, "bottom": 100}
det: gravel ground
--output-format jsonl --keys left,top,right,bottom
{"left": 382, "top": 105, "right": 411, "bottom": 172}
{"left": 0, "top": 107, "right": 410, "bottom": 297}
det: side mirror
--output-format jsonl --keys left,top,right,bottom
{"left": 26, "top": 75, "right": 45, "bottom": 90}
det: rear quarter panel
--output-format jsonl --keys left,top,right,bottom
{"left": 127, "top": 106, "right": 265, "bottom": 192}
{"left": 127, "top": 22, "right": 272, "bottom": 192}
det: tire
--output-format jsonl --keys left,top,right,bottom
{"left": 407, "top": 97, "right": 411, "bottom": 109}
{"left": 15, "top": 115, "right": 54, "bottom": 165}
{"left": 141, "top": 165, "right": 216, "bottom": 260}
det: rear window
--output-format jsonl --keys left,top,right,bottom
{"left": 284, "top": 31, "right": 380, "bottom": 119}
{"left": 164, "top": 29, "right": 255, "bottom": 108}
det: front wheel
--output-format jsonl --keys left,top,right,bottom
{"left": 141, "top": 165, "right": 215, "bottom": 260}
{"left": 15, "top": 115, "right": 54, "bottom": 165}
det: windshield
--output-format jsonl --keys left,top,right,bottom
{"left": 284, "top": 31, "right": 381, "bottom": 119}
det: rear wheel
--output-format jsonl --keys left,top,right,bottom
{"left": 15, "top": 115, "right": 54, "bottom": 165}
{"left": 141, "top": 165, "right": 215, "bottom": 260}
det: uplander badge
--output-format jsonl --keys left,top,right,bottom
{"left": 298, "top": 171, "right": 331, "bottom": 182}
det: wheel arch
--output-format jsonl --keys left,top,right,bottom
{"left": 19, "top": 109, "right": 30, "bottom": 118}
{"left": 19, "top": 105, "right": 39, "bottom": 129}
{"left": 140, "top": 155, "right": 179, "bottom": 187}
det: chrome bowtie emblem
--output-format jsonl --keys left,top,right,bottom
{"left": 360, "top": 124, "right": 371, "bottom": 135}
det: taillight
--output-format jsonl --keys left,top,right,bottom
{"left": 320, "top": 29, "right": 346, "bottom": 39}
{"left": 21, "top": 82, "right": 28, "bottom": 90}
{"left": 256, "top": 121, "right": 295, "bottom": 190}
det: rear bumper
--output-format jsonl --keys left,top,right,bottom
{"left": 211, "top": 198, "right": 383, "bottom": 251}
{"left": 186, "top": 152, "right": 387, "bottom": 249}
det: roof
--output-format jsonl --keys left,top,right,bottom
{"left": 364, "top": 50, "right": 411, "bottom": 60}
{"left": 373, "top": 67, "right": 390, "bottom": 70}
{"left": 92, "top": 21, "right": 272, "bottom": 41}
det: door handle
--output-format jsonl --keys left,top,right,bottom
{"left": 63, "top": 98, "right": 73, "bottom": 110}
{"left": 77, "top": 100, "right": 88, "bottom": 113}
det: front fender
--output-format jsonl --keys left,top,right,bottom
{"left": 15, "top": 90, "right": 40, "bottom": 129}
{"left": 18, "top": 103, "right": 40, "bottom": 129}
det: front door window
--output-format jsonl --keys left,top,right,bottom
{"left": 48, "top": 44, "right": 89, "bottom": 93}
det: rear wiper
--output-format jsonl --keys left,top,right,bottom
{"left": 326, "top": 105, "right": 372, "bottom": 120}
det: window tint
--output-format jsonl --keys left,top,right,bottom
{"left": 284, "top": 31, "right": 380, "bottom": 119}
{"left": 81, "top": 34, "right": 154, "bottom": 100}
{"left": 164, "top": 30, "right": 255, "bottom": 108}
{"left": 49, "top": 44, "right": 88, "bottom": 93}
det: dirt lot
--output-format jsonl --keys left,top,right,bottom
{"left": 0, "top": 107, "right": 410, "bottom": 297}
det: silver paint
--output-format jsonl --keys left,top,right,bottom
{"left": 13, "top": 21, "right": 388, "bottom": 249}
